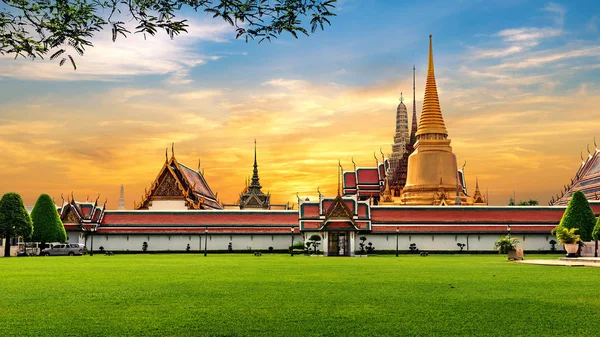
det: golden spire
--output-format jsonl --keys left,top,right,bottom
{"left": 416, "top": 35, "right": 448, "bottom": 138}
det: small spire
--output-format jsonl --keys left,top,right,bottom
{"left": 338, "top": 160, "right": 342, "bottom": 196}
{"left": 400, "top": 92, "right": 403, "bottom": 103}
{"left": 352, "top": 157, "right": 356, "bottom": 171}
{"left": 171, "top": 142, "right": 175, "bottom": 157}
{"left": 165, "top": 148, "right": 168, "bottom": 163}
{"left": 198, "top": 159, "right": 201, "bottom": 172}
{"left": 249, "top": 139, "right": 262, "bottom": 191}
{"left": 409, "top": 65, "right": 418, "bottom": 146}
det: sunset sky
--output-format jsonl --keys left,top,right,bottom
{"left": 1, "top": 0, "right": 600, "bottom": 208}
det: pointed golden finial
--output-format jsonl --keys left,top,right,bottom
{"left": 400, "top": 92, "right": 403, "bottom": 103}
{"left": 416, "top": 34, "right": 448, "bottom": 139}
{"left": 338, "top": 160, "right": 342, "bottom": 196}
{"left": 587, "top": 144, "right": 591, "bottom": 155}
{"left": 352, "top": 157, "right": 356, "bottom": 171}
{"left": 171, "top": 143, "right": 175, "bottom": 157}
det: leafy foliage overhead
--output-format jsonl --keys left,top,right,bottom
{"left": 0, "top": 0, "right": 337, "bottom": 69}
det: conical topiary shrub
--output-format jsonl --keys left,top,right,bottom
{"left": 557, "top": 190, "right": 596, "bottom": 241}
{"left": 30, "top": 194, "right": 67, "bottom": 246}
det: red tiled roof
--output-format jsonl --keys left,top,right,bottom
{"left": 371, "top": 207, "right": 565, "bottom": 224}
{"left": 357, "top": 204, "right": 369, "bottom": 218}
{"left": 344, "top": 172, "right": 356, "bottom": 188}
{"left": 356, "top": 168, "right": 380, "bottom": 185}
{"left": 178, "top": 164, "right": 217, "bottom": 200}
{"left": 372, "top": 225, "right": 556, "bottom": 233}
{"left": 80, "top": 204, "right": 93, "bottom": 217}
{"left": 378, "top": 163, "right": 386, "bottom": 180}
{"left": 98, "top": 226, "right": 296, "bottom": 234}
{"left": 101, "top": 211, "right": 298, "bottom": 226}
{"left": 301, "top": 204, "right": 320, "bottom": 217}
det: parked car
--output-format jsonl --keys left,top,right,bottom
{"left": 41, "top": 243, "right": 85, "bottom": 256}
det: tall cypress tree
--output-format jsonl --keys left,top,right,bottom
{"left": 557, "top": 191, "right": 596, "bottom": 241}
{"left": 0, "top": 193, "right": 33, "bottom": 257}
{"left": 593, "top": 216, "right": 600, "bottom": 241}
{"left": 30, "top": 194, "right": 67, "bottom": 247}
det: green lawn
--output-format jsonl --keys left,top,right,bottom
{"left": 1, "top": 254, "right": 598, "bottom": 336}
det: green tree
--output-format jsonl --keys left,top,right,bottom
{"left": 0, "top": 192, "right": 33, "bottom": 257}
{"left": 593, "top": 216, "right": 600, "bottom": 241}
{"left": 593, "top": 216, "right": 600, "bottom": 257}
{"left": 30, "top": 194, "right": 67, "bottom": 247}
{"left": 308, "top": 234, "right": 321, "bottom": 254}
{"left": 1, "top": 0, "right": 337, "bottom": 69}
{"left": 557, "top": 191, "right": 595, "bottom": 242}
{"left": 516, "top": 199, "right": 538, "bottom": 206}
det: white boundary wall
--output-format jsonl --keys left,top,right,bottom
{"left": 79, "top": 232, "right": 561, "bottom": 252}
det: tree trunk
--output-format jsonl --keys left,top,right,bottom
{"left": 595, "top": 240, "right": 598, "bottom": 258}
{"left": 4, "top": 236, "right": 11, "bottom": 257}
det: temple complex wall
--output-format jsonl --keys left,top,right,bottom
{"left": 89, "top": 234, "right": 300, "bottom": 252}
{"left": 354, "top": 233, "right": 556, "bottom": 252}
{"left": 85, "top": 232, "right": 558, "bottom": 252}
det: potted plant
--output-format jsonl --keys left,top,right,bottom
{"left": 552, "top": 227, "right": 581, "bottom": 257}
{"left": 494, "top": 234, "right": 520, "bottom": 260}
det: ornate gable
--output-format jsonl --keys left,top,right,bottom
{"left": 62, "top": 206, "right": 80, "bottom": 223}
{"left": 154, "top": 171, "right": 182, "bottom": 197}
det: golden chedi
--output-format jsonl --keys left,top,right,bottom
{"left": 401, "top": 35, "right": 471, "bottom": 205}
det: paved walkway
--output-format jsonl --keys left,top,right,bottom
{"left": 515, "top": 257, "right": 600, "bottom": 268}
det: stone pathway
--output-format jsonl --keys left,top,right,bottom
{"left": 515, "top": 257, "right": 600, "bottom": 268}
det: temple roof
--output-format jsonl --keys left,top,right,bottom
{"left": 136, "top": 149, "right": 222, "bottom": 210}
{"left": 416, "top": 35, "right": 449, "bottom": 138}
{"left": 238, "top": 140, "right": 271, "bottom": 209}
{"left": 550, "top": 144, "right": 600, "bottom": 205}
{"left": 60, "top": 194, "right": 106, "bottom": 225}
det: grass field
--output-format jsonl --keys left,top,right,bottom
{"left": 1, "top": 254, "right": 598, "bottom": 336}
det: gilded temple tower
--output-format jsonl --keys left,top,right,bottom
{"left": 401, "top": 35, "right": 470, "bottom": 205}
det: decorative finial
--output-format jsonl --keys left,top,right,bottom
{"left": 338, "top": 160, "right": 342, "bottom": 196}
{"left": 95, "top": 193, "right": 100, "bottom": 204}
{"left": 60, "top": 193, "right": 65, "bottom": 206}
{"left": 172, "top": 143, "right": 175, "bottom": 157}
{"left": 587, "top": 144, "right": 591, "bottom": 155}
{"left": 198, "top": 159, "right": 201, "bottom": 172}
{"left": 165, "top": 148, "right": 168, "bottom": 163}
{"left": 400, "top": 92, "right": 403, "bottom": 103}
{"left": 352, "top": 157, "right": 356, "bottom": 171}
{"left": 595, "top": 137, "right": 598, "bottom": 150}
{"left": 373, "top": 152, "right": 379, "bottom": 165}
{"left": 581, "top": 151, "right": 584, "bottom": 161}
{"left": 380, "top": 148, "right": 385, "bottom": 162}
{"left": 318, "top": 187, "right": 322, "bottom": 198}
{"left": 71, "top": 191, "right": 75, "bottom": 203}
